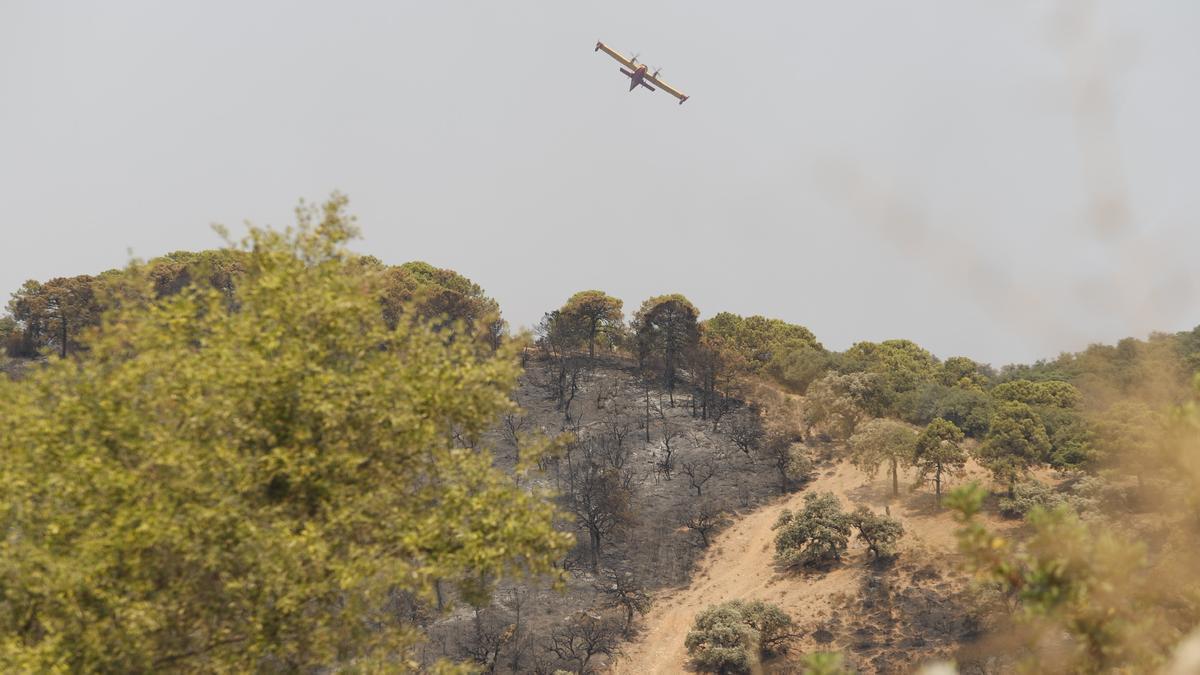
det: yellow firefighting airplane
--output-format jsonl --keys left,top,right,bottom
{"left": 594, "top": 41, "right": 689, "bottom": 105}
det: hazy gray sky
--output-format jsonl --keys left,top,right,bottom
{"left": 2, "top": 1, "right": 1197, "bottom": 366}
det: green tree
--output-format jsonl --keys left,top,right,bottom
{"left": 6, "top": 274, "right": 102, "bottom": 358}
{"left": 0, "top": 198, "right": 572, "bottom": 672}
{"left": 0, "top": 314, "right": 32, "bottom": 358}
{"left": 772, "top": 492, "right": 852, "bottom": 567}
{"left": 4, "top": 249, "right": 256, "bottom": 359}
{"left": 684, "top": 600, "right": 793, "bottom": 674}
{"left": 803, "top": 372, "right": 879, "bottom": 440}
{"left": 940, "top": 355, "right": 991, "bottom": 389}
{"left": 847, "top": 418, "right": 917, "bottom": 498}
{"left": 1177, "top": 324, "right": 1200, "bottom": 374}
{"left": 992, "top": 379, "right": 1082, "bottom": 409}
{"left": 1040, "top": 406, "right": 1097, "bottom": 469}
{"left": 976, "top": 401, "right": 1051, "bottom": 496}
{"left": 632, "top": 294, "right": 700, "bottom": 401}
{"left": 765, "top": 344, "right": 831, "bottom": 394}
{"left": 378, "top": 259, "right": 505, "bottom": 347}
{"left": 1167, "top": 373, "right": 1200, "bottom": 521}
{"left": 933, "top": 386, "right": 995, "bottom": 437}
{"left": 143, "top": 248, "right": 249, "bottom": 299}
{"left": 842, "top": 339, "right": 940, "bottom": 406}
{"left": 561, "top": 290, "right": 623, "bottom": 358}
{"left": 894, "top": 382, "right": 994, "bottom": 437}
{"left": 850, "top": 506, "right": 905, "bottom": 559}
{"left": 702, "top": 312, "right": 821, "bottom": 372}
{"left": 1093, "top": 400, "right": 1163, "bottom": 489}
{"left": 692, "top": 326, "right": 747, "bottom": 424}
{"left": 757, "top": 426, "right": 813, "bottom": 493}
{"left": 913, "top": 418, "right": 966, "bottom": 499}
{"left": 684, "top": 603, "right": 753, "bottom": 674}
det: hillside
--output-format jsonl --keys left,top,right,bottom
{"left": 2, "top": 212, "right": 1198, "bottom": 673}
{"left": 421, "top": 355, "right": 790, "bottom": 673}
{"left": 613, "top": 457, "right": 1020, "bottom": 674}
{"left": 418, "top": 354, "right": 1017, "bottom": 674}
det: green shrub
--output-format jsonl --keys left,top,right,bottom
{"left": 684, "top": 600, "right": 793, "bottom": 674}
{"left": 895, "top": 383, "right": 994, "bottom": 437}
{"left": 850, "top": 507, "right": 905, "bottom": 559}
{"left": 1040, "top": 407, "right": 1098, "bottom": 469}
{"left": 998, "top": 479, "right": 1064, "bottom": 518}
{"left": 999, "top": 477, "right": 1114, "bottom": 519}
{"left": 787, "top": 447, "right": 815, "bottom": 482}
{"left": 766, "top": 344, "right": 832, "bottom": 394}
{"left": 773, "top": 492, "right": 852, "bottom": 567}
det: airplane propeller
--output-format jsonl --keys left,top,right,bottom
{"left": 630, "top": 53, "right": 639, "bottom": 64}
{"left": 652, "top": 67, "right": 662, "bottom": 78}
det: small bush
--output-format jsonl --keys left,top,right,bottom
{"left": 1061, "top": 474, "right": 1106, "bottom": 516}
{"left": 998, "top": 480, "right": 1064, "bottom": 518}
{"left": 788, "top": 447, "right": 815, "bottom": 482}
{"left": 999, "top": 477, "right": 1114, "bottom": 519}
{"left": 773, "top": 492, "right": 852, "bottom": 567}
{"left": 684, "top": 600, "right": 794, "bottom": 674}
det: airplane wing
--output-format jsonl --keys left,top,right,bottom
{"left": 645, "top": 72, "right": 689, "bottom": 104}
{"left": 595, "top": 41, "right": 636, "bottom": 69}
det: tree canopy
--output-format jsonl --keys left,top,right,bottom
{"left": 684, "top": 600, "right": 793, "bottom": 674}
{"left": 842, "top": 339, "right": 940, "bottom": 397}
{"left": 377, "top": 260, "right": 505, "bottom": 347}
{"left": 803, "top": 372, "right": 880, "bottom": 440}
{"left": 632, "top": 294, "right": 700, "bottom": 397}
{"left": 847, "top": 418, "right": 917, "bottom": 497}
{"left": 4, "top": 249, "right": 249, "bottom": 358}
{"left": 912, "top": 418, "right": 966, "bottom": 498}
{"left": 561, "top": 290, "right": 624, "bottom": 358}
{"left": 976, "top": 401, "right": 1052, "bottom": 493}
{"left": 992, "top": 379, "right": 1083, "bottom": 409}
{"left": 5, "top": 275, "right": 102, "bottom": 357}
{"left": 702, "top": 313, "right": 821, "bottom": 370}
{"left": 772, "top": 492, "right": 853, "bottom": 567}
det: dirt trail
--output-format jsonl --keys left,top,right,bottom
{"left": 610, "top": 457, "right": 1011, "bottom": 674}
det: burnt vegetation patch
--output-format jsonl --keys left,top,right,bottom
{"left": 422, "top": 354, "right": 798, "bottom": 673}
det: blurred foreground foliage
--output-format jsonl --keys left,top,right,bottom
{"left": 0, "top": 196, "right": 571, "bottom": 672}
{"left": 946, "top": 373, "right": 1200, "bottom": 672}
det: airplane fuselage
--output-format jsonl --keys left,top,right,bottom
{"left": 620, "top": 64, "right": 654, "bottom": 92}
